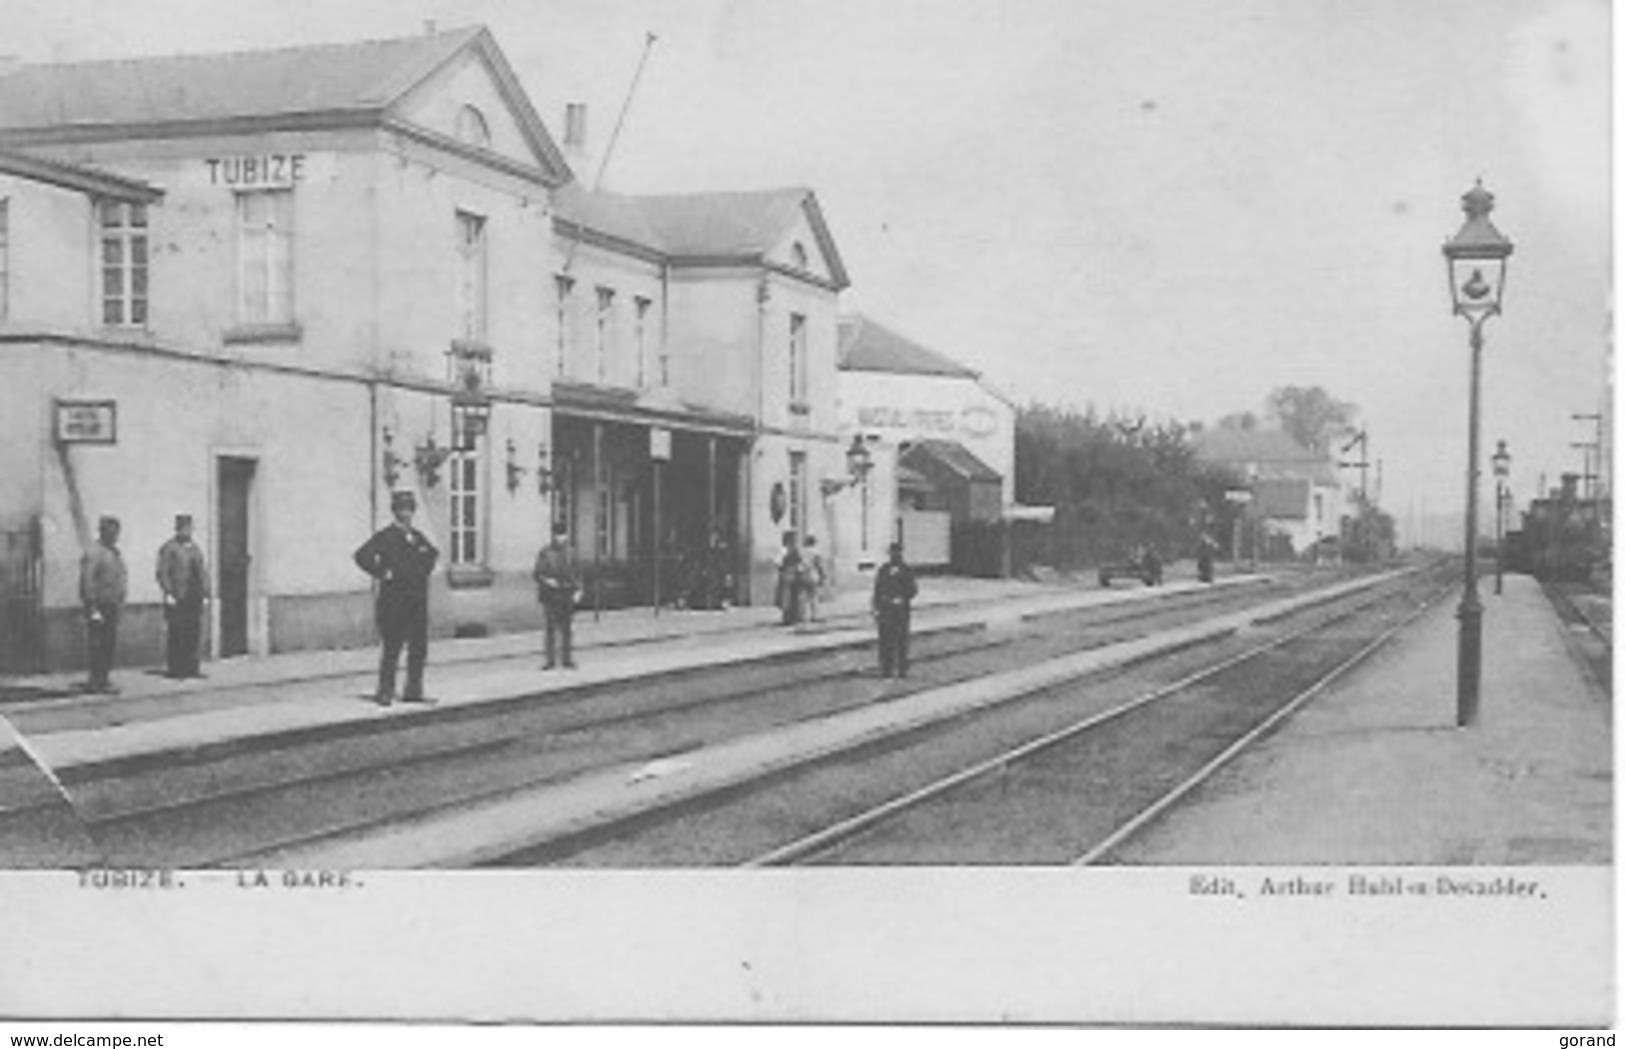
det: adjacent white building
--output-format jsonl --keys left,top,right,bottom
{"left": 835, "top": 314, "right": 1015, "bottom": 573}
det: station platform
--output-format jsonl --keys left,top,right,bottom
{"left": 1111, "top": 571, "right": 1612, "bottom": 865}
{"left": 0, "top": 568, "right": 1269, "bottom": 792}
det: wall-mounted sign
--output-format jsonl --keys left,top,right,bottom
{"left": 769, "top": 482, "right": 787, "bottom": 524}
{"left": 855, "top": 401, "right": 1005, "bottom": 441}
{"left": 54, "top": 399, "right": 117, "bottom": 444}
{"left": 650, "top": 427, "right": 672, "bottom": 461}
{"left": 206, "top": 154, "right": 307, "bottom": 188}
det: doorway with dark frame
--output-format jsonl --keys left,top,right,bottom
{"left": 216, "top": 456, "right": 256, "bottom": 658}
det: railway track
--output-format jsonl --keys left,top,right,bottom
{"left": 0, "top": 575, "right": 1328, "bottom": 868}
{"left": 480, "top": 563, "right": 1446, "bottom": 868}
{"left": 1542, "top": 578, "right": 1612, "bottom": 695}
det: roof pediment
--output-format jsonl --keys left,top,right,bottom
{"left": 554, "top": 186, "right": 850, "bottom": 288}
{"left": 0, "top": 26, "right": 570, "bottom": 183}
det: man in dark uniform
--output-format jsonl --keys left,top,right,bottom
{"left": 533, "top": 522, "right": 581, "bottom": 669}
{"left": 156, "top": 513, "right": 210, "bottom": 678}
{"left": 354, "top": 490, "right": 439, "bottom": 706}
{"left": 872, "top": 541, "right": 918, "bottom": 679}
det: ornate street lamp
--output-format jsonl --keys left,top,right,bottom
{"left": 845, "top": 433, "right": 875, "bottom": 484}
{"left": 1442, "top": 179, "right": 1514, "bottom": 727}
{"left": 1492, "top": 439, "right": 1511, "bottom": 595}
{"left": 822, "top": 434, "right": 875, "bottom": 496}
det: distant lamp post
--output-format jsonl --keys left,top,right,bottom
{"left": 1492, "top": 439, "right": 1511, "bottom": 596}
{"left": 1442, "top": 179, "right": 1514, "bottom": 728}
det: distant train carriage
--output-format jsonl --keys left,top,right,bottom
{"left": 1518, "top": 478, "right": 1608, "bottom": 583}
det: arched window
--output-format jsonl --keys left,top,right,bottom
{"left": 790, "top": 241, "right": 809, "bottom": 271}
{"left": 456, "top": 105, "right": 491, "bottom": 149}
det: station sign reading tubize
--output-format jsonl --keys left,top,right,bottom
{"left": 54, "top": 399, "right": 117, "bottom": 444}
{"left": 205, "top": 154, "right": 307, "bottom": 188}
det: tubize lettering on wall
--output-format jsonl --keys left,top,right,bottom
{"left": 206, "top": 154, "right": 307, "bottom": 188}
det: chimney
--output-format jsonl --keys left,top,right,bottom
{"left": 564, "top": 103, "right": 588, "bottom": 151}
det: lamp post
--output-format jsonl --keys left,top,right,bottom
{"left": 1492, "top": 439, "right": 1511, "bottom": 596}
{"left": 1442, "top": 180, "right": 1514, "bottom": 728}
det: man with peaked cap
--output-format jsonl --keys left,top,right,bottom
{"left": 354, "top": 490, "right": 439, "bottom": 706}
{"left": 532, "top": 521, "right": 581, "bottom": 670}
{"left": 871, "top": 541, "right": 918, "bottom": 679}
{"left": 79, "top": 515, "right": 128, "bottom": 693}
{"left": 156, "top": 513, "right": 211, "bottom": 679}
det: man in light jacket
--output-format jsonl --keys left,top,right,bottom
{"left": 80, "top": 515, "right": 128, "bottom": 693}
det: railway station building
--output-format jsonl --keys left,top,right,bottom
{"left": 835, "top": 314, "right": 1016, "bottom": 575}
{"left": 0, "top": 26, "right": 852, "bottom": 674}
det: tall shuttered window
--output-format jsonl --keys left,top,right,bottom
{"left": 555, "top": 274, "right": 574, "bottom": 376}
{"left": 789, "top": 313, "right": 808, "bottom": 408}
{"left": 236, "top": 190, "right": 293, "bottom": 325}
{"left": 634, "top": 296, "right": 652, "bottom": 388}
{"left": 99, "top": 200, "right": 148, "bottom": 327}
{"left": 449, "top": 406, "right": 485, "bottom": 567}
{"left": 455, "top": 211, "right": 487, "bottom": 342}
{"left": 789, "top": 450, "right": 807, "bottom": 537}
{"left": 595, "top": 286, "right": 615, "bottom": 384}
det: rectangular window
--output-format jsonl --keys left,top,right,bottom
{"left": 789, "top": 313, "right": 808, "bottom": 406}
{"left": 236, "top": 191, "right": 292, "bottom": 326}
{"left": 449, "top": 407, "right": 484, "bottom": 567}
{"left": 0, "top": 198, "right": 8, "bottom": 321}
{"left": 554, "top": 274, "right": 575, "bottom": 376}
{"left": 789, "top": 450, "right": 806, "bottom": 537}
{"left": 100, "top": 200, "right": 149, "bottom": 327}
{"left": 595, "top": 286, "right": 615, "bottom": 384}
{"left": 634, "top": 296, "right": 652, "bottom": 388}
{"left": 456, "top": 211, "right": 487, "bottom": 342}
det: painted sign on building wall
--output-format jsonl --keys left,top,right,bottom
{"left": 205, "top": 154, "right": 308, "bottom": 188}
{"left": 53, "top": 399, "right": 117, "bottom": 444}
{"left": 855, "top": 404, "right": 999, "bottom": 441}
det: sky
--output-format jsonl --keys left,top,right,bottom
{"left": 6, "top": 0, "right": 1613, "bottom": 545}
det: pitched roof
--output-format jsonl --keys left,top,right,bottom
{"left": 0, "top": 147, "right": 162, "bottom": 202}
{"left": 1191, "top": 428, "right": 1338, "bottom": 485}
{"left": 0, "top": 28, "right": 484, "bottom": 132}
{"left": 838, "top": 314, "right": 979, "bottom": 379}
{"left": 902, "top": 439, "right": 1003, "bottom": 483}
{"left": 0, "top": 27, "right": 571, "bottom": 182}
{"left": 554, "top": 185, "right": 850, "bottom": 287}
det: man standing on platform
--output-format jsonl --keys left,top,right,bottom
{"left": 353, "top": 490, "right": 439, "bottom": 706}
{"left": 533, "top": 522, "right": 581, "bottom": 670}
{"left": 156, "top": 514, "right": 210, "bottom": 679}
{"left": 872, "top": 541, "right": 918, "bottom": 679}
{"left": 79, "top": 515, "right": 128, "bottom": 694}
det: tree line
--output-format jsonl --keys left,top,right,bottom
{"left": 1012, "top": 386, "right": 1395, "bottom": 570}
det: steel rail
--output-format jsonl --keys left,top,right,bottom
{"left": 193, "top": 588, "right": 1261, "bottom": 866}
{"left": 1543, "top": 580, "right": 1612, "bottom": 649}
{"left": 1072, "top": 580, "right": 1453, "bottom": 865}
{"left": 742, "top": 573, "right": 1445, "bottom": 868}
